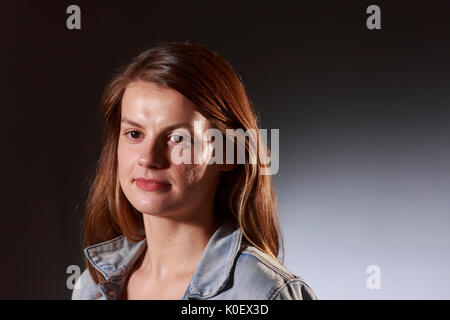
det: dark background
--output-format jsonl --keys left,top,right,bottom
{"left": 1, "top": 1, "right": 449, "bottom": 299}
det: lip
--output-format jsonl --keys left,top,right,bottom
{"left": 134, "top": 178, "right": 171, "bottom": 192}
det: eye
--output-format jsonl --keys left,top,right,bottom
{"left": 125, "top": 130, "right": 142, "bottom": 140}
{"left": 169, "top": 134, "right": 185, "bottom": 143}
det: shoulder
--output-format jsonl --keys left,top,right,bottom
{"left": 71, "top": 268, "right": 103, "bottom": 300}
{"left": 226, "top": 245, "right": 317, "bottom": 300}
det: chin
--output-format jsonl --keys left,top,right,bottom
{"left": 130, "top": 195, "right": 173, "bottom": 214}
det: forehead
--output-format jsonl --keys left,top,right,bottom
{"left": 121, "top": 80, "right": 204, "bottom": 125}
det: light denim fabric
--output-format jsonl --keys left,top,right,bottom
{"left": 72, "top": 219, "right": 317, "bottom": 300}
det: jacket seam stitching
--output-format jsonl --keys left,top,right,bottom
{"left": 269, "top": 279, "right": 306, "bottom": 300}
{"left": 85, "top": 235, "right": 127, "bottom": 253}
{"left": 240, "top": 250, "right": 294, "bottom": 281}
{"left": 85, "top": 250, "right": 129, "bottom": 280}
{"left": 84, "top": 235, "right": 129, "bottom": 279}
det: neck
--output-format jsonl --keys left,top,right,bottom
{"left": 137, "top": 207, "right": 221, "bottom": 280}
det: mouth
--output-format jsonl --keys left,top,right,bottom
{"left": 134, "top": 178, "right": 171, "bottom": 192}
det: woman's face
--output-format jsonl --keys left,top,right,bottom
{"left": 118, "top": 80, "right": 223, "bottom": 220}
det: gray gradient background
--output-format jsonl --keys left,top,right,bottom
{"left": 1, "top": 1, "right": 449, "bottom": 299}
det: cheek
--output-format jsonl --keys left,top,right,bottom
{"left": 176, "top": 163, "right": 219, "bottom": 199}
{"left": 175, "top": 141, "right": 219, "bottom": 192}
{"left": 177, "top": 164, "right": 207, "bottom": 191}
{"left": 117, "top": 142, "right": 135, "bottom": 181}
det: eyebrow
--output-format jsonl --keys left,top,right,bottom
{"left": 120, "top": 117, "right": 194, "bottom": 132}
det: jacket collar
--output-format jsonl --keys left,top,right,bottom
{"left": 186, "top": 219, "right": 244, "bottom": 299}
{"left": 84, "top": 218, "right": 244, "bottom": 299}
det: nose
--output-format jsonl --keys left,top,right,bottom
{"left": 138, "top": 138, "right": 167, "bottom": 169}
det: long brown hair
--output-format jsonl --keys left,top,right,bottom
{"left": 83, "top": 41, "right": 283, "bottom": 284}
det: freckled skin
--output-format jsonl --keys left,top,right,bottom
{"left": 117, "top": 81, "right": 225, "bottom": 221}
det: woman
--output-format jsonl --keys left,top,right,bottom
{"left": 72, "top": 42, "right": 317, "bottom": 300}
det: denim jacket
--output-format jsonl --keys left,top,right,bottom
{"left": 72, "top": 219, "right": 317, "bottom": 300}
